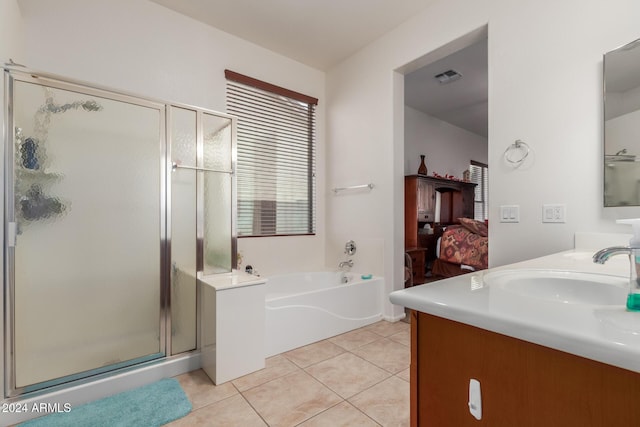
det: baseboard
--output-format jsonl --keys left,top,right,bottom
{"left": 383, "top": 312, "right": 407, "bottom": 322}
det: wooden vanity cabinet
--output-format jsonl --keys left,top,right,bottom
{"left": 410, "top": 311, "right": 640, "bottom": 427}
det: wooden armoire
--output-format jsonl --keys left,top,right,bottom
{"left": 404, "top": 175, "right": 476, "bottom": 284}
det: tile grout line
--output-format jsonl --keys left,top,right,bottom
{"left": 236, "top": 387, "right": 271, "bottom": 427}
{"left": 171, "top": 321, "right": 410, "bottom": 426}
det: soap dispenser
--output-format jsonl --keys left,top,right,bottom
{"left": 617, "top": 219, "right": 640, "bottom": 311}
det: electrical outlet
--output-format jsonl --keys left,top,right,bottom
{"left": 542, "top": 204, "right": 566, "bottom": 223}
{"left": 500, "top": 205, "right": 520, "bottom": 223}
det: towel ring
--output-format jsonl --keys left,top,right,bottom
{"left": 504, "top": 140, "right": 530, "bottom": 165}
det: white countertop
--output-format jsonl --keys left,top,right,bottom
{"left": 198, "top": 270, "right": 266, "bottom": 291}
{"left": 389, "top": 249, "right": 640, "bottom": 373}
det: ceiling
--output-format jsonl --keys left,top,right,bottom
{"left": 405, "top": 40, "right": 488, "bottom": 137}
{"left": 150, "top": 0, "right": 487, "bottom": 137}
{"left": 149, "top": 0, "right": 437, "bottom": 70}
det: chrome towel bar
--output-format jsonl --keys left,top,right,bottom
{"left": 332, "top": 183, "right": 375, "bottom": 194}
{"left": 172, "top": 162, "right": 233, "bottom": 174}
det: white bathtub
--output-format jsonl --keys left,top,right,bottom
{"left": 265, "top": 271, "right": 384, "bottom": 357}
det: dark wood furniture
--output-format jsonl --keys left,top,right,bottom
{"left": 404, "top": 176, "right": 476, "bottom": 283}
{"left": 410, "top": 311, "right": 640, "bottom": 426}
{"left": 405, "top": 248, "right": 427, "bottom": 285}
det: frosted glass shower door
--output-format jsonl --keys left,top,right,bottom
{"left": 9, "top": 77, "right": 165, "bottom": 392}
{"left": 203, "top": 113, "right": 234, "bottom": 275}
{"left": 168, "top": 107, "right": 236, "bottom": 352}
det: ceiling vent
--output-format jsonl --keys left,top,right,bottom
{"left": 434, "top": 69, "right": 462, "bottom": 84}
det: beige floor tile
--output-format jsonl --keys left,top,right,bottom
{"left": 351, "top": 338, "right": 410, "bottom": 374}
{"left": 243, "top": 370, "right": 342, "bottom": 426}
{"left": 395, "top": 367, "right": 410, "bottom": 382}
{"left": 363, "top": 320, "right": 410, "bottom": 338}
{"left": 283, "top": 340, "right": 345, "bottom": 368}
{"left": 387, "top": 329, "right": 410, "bottom": 347}
{"left": 298, "top": 401, "right": 380, "bottom": 426}
{"left": 232, "top": 354, "right": 300, "bottom": 392}
{"left": 306, "top": 352, "right": 391, "bottom": 398}
{"left": 174, "top": 369, "right": 238, "bottom": 411}
{"left": 349, "top": 376, "right": 410, "bottom": 427}
{"left": 166, "top": 394, "right": 266, "bottom": 427}
{"left": 329, "top": 328, "right": 382, "bottom": 351}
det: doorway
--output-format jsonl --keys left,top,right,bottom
{"left": 398, "top": 28, "right": 488, "bottom": 288}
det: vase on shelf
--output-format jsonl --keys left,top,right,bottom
{"left": 417, "top": 155, "right": 428, "bottom": 176}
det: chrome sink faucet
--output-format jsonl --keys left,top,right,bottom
{"left": 593, "top": 246, "right": 635, "bottom": 264}
{"left": 593, "top": 246, "right": 640, "bottom": 311}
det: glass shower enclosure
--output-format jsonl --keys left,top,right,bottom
{"left": 3, "top": 69, "right": 236, "bottom": 397}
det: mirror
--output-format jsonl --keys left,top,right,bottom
{"left": 604, "top": 38, "right": 640, "bottom": 206}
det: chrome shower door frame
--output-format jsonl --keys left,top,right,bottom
{"left": 165, "top": 103, "right": 238, "bottom": 354}
{"left": 3, "top": 69, "right": 169, "bottom": 397}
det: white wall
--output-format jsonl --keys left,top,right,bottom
{"left": 0, "top": 0, "right": 23, "bottom": 61}
{"left": 15, "top": 0, "right": 326, "bottom": 277}
{"left": 5, "top": 0, "right": 640, "bottom": 334}
{"left": 606, "top": 86, "right": 640, "bottom": 122}
{"left": 1, "top": 0, "right": 326, "bottom": 403}
{"left": 404, "top": 105, "right": 488, "bottom": 177}
{"left": 326, "top": 0, "right": 640, "bottom": 319}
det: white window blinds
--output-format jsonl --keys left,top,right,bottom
{"left": 225, "top": 70, "right": 317, "bottom": 237}
{"left": 470, "top": 161, "right": 488, "bottom": 221}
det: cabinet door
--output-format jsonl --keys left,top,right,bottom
{"left": 461, "top": 186, "right": 475, "bottom": 219}
{"left": 417, "top": 179, "right": 435, "bottom": 222}
{"left": 412, "top": 312, "right": 640, "bottom": 427}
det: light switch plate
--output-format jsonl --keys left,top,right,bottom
{"left": 500, "top": 205, "right": 520, "bottom": 223}
{"left": 542, "top": 204, "right": 566, "bottom": 223}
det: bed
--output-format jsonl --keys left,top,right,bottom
{"left": 431, "top": 218, "right": 488, "bottom": 278}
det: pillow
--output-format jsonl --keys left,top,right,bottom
{"left": 457, "top": 217, "right": 488, "bottom": 237}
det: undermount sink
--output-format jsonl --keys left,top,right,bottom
{"left": 484, "top": 270, "right": 628, "bottom": 305}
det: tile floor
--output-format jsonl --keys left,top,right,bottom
{"left": 167, "top": 320, "right": 411, "bottom": 426}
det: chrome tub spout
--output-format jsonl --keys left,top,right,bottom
{"left": 339, "top": 259, "right": 353, "bottom": 269}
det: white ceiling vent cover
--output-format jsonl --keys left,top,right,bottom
{"left": 434, "top": 69, "right": 462, "bottom": 84}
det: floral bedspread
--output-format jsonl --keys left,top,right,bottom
{"left": 438, "top": 225, "right": 488, "bottom": 270}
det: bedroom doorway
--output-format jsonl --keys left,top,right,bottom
{"left": 400, "top": 28, "right": 488, "bottom": 286}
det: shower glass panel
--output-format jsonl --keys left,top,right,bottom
{"left": 203, "top": 113, "right": 233, "bottom": 274}
{"left": 170, "top": 107, "right": 197, "bottom": 354}
{"left": 9, "top": 77, "right": 164, "bottom": 392}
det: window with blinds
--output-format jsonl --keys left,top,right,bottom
{"left": 225, "top": 70, "right": 317, "bottom": 237}
{"left": 470, "top": 160, "right": 488, "bottom": 221}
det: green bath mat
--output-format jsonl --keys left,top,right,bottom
{"left": 20, "top": 378, "right": 191, "bottom": 427}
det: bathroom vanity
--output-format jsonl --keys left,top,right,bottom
{"left": 390, "top": 248, "right": 640, "bottom": 426}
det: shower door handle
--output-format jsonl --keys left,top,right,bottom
{"left": 7, "top": 222, "right": 17, "bottom": 247}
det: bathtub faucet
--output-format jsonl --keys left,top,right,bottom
{"left": 339, "top": 259, "right": 353, "bottom": 269}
